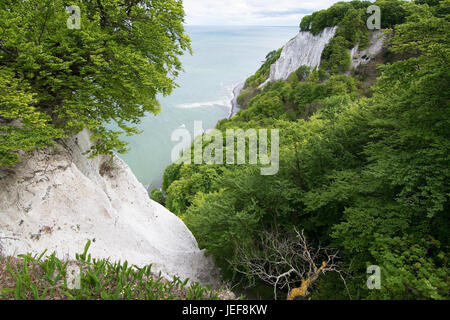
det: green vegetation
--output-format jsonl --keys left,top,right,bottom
{"left": 238, "top": 1, "right": 382, "bottom": 106}
{"left": 157, "top": 0, "right": 449, "bottom": 300}
{"left": 300, "top": 1, "right": 409, "bottom": 34}
{"left": 0, "top": 241, "right": 222, "bottom": 300}
{"left": 320, "top": 36, "right": 352, "bottom": 74}
{"left": 244, "top": 49, "right": 282, "bottom": 89}
{"left": 299, "top": 0, "right": 412, "bottom": 74}
{"left": 150, "top": 189, "right": 166, "bottom": 207}
{"left": 0, "top": 0, "right": 191, "bottom": 166}
{"left": 300, "top": 1, "right": 371, "bottom": 34}
{"left": 236, "top": 48, "right": 283, "bottom": 109}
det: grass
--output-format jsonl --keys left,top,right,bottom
{"left": 0, "top": 241, "right": 228, "bottom": 300}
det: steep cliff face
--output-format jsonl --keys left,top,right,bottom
{"left": 258, "top": 28, "right": 386, "bottom": 89}
{"left": 0, "top": 130, "right": 219, "bottom": 286}
{"left": 350, "top": 30, "right": 387, "bottom": 69}
{"left": 260, "top": 27, "right": 338, "bottom": 87}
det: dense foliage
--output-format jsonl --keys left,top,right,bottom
{"left": 300, "top": 0, "right": 409, "bottom": 34}
{"left": 156, "top": 0, "right": 449, "bottom": 299}
{"left": 0, "top": 0, "right": 190, "bottom": 166}
{"left": 0, "top": 241, "right": 222, "bottom": 300}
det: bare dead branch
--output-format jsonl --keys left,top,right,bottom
{"left": 231, "top": 228, "right": 345, "bottom": 300}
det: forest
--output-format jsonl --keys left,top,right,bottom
{"left": 152, "top": 0, "right": 449, "bottom": 300}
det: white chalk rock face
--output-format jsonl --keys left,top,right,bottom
{"left": 350, "top": 30, "right": 387, "bottom": 69}
{"left": 0, "top": 130, "right": 219, "bottom": 286}
{"left": 262, "top": 26, "right": 338, "bottom": 87}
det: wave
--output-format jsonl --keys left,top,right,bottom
{"left": 175, "top": 99, "right": 230, "bottom": 109}
{"left": 175, "top": 82, "right": 241, "bottom": 110}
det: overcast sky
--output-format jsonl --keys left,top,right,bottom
{"left": 183, "top": 0, "right": 359, "bottom": 26}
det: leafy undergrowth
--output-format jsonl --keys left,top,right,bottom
{"left": 0, "top": 241, "right": 230, "bottom": 300}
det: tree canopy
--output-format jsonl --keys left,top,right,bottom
{"left": 0, "top": 0, "right": 191, "bottom": 166}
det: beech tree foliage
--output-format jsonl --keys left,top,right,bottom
{"left": 0, "top": 0, "right": 191, "bottom": 166}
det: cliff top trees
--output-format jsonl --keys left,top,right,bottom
{"left": 300, "top": 1, "right": 370, "bottom": 33}
{"left": 299, "top": 0, "right": 409, "bottom": 33}
{"left": 0, "top": 0, "right": 191, "bottom": 166}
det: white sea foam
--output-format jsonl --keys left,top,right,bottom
{"left": 175, "top": 84, "right": 236, "bottom": 111}
{"left": 176, "top": 100, "right": 229, "bottom": 109}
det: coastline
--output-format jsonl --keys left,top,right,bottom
{"left": 228, "top": 82, "right": 244, "bottom": 119}
{"left": 146, "top": 83, "right": 244, "bottom": 193}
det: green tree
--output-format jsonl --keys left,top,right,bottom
{"left": 0, "top": 67, "right": 63, "bottom": 165}
{"left": 375, "top": 0, "right": 409, "bottom": 28}
{"left": 0, "top": 0, "right": 191, "bottom": 166}
{"left": 150, "top": 189, "right": 166, "bottom": 206}
{"left": 320, "top": 36, "right": 352, "bottom": 74}
{"left": 336, "top": 7, "right": 369, "bottom": 48}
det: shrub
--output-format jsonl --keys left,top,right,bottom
{"left": 244, "top": 49, "right": 282, "bottom": 89}
{"left": 150, "top": 189, "right": 166, "bottom": 206}
{"left": 320, "top": 37, "right": 352, "bottom": 74}
{"left": 295, "top": 65, "right": 311, "bottom": 81}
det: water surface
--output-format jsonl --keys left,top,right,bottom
{"left": 116, "top": 26, "right": 299, "bottom": 189}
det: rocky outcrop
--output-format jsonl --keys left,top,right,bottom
{"left": 350, "top": 30, "right": 387, "bottom": 69}
{"left": 259, "top": 27, "right": 387, "bottom": 88}
{"left": 0, "top": 130, "right": 220, "bottom": 287}
{"left": 229, "top": 82, "right": 244, "bottom": 118}
{"left": 260, "top": 26, "right": 338, "bottom": 87}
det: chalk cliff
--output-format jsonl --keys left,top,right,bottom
{"left": 350, "top": 30, "right": 387, "bottom": 69}
{"left": 258, "top": 28, "right": 386, "bottom": 89}
{"left": 260, "top": 26, "right": 338, "bottom": 87}
{"left": 0, "top": 129, "right": 219, "bottom": 286}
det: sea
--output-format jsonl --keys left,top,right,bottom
{"left": 114, "top": 25, "right": 299, "bottom": 190}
